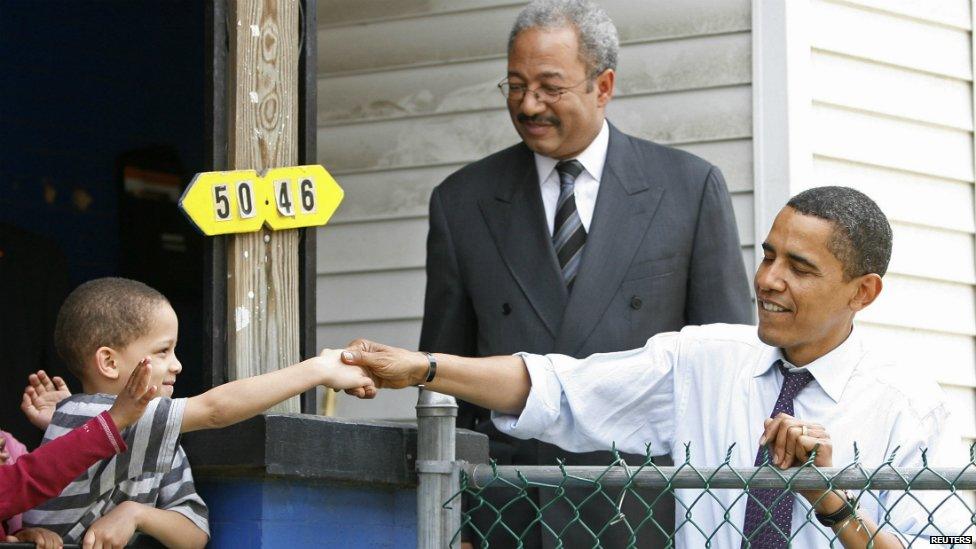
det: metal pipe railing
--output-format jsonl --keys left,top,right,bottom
{"left": 416, "top": 389, "right": 460, "bottom": 549}
{"left": 463, "top": 463, "right": 976, "bottom": 491}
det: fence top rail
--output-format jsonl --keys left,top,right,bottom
{"left": 461, "top": 463, "right": 976, "bottom": 491}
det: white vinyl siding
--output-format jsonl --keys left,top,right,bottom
{"left": 316, "top": 0, "right": 755, "bottom": 418}
{"left": 805, "top": 0, "right": 976, "bottom": 445}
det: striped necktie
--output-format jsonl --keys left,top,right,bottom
{"left": 553, "top": 160, "right": 586, "bottom": 289}
{"left": 741, "top": 360, "right": 815, "bottom": 547}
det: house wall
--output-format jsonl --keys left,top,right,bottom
{"left": 315, "top": 0, "right": 756, "bottom": 418}
{"left": 804, "top": 0, "right": 975, "bottom": 451}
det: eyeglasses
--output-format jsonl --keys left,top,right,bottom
{"left": 497, "top": 78, "right": 590, "bottom": 104}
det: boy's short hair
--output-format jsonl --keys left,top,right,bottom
{"left": 55, "top": 277, "right": 169, "bottom": 379}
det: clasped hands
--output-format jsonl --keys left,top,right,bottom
{"left": 761, "top": 412, "right": 849, "bottom": 514}
{"left": 322, "top": 339, "right": 430, "bottom": 396}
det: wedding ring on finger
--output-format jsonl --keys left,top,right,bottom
{"left": 801, "top": 425, "right": 809, "bottom": 437}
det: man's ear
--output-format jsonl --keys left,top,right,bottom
{"left": 94, "top": 347, "right": 121, "bottom": 381}
{"left": 849, "top": 273, "right": 883, "bottom": 312}
{"left": 595, "top": 68, "right": 615, "bottom": 107}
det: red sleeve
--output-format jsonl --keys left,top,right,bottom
{"left": 0, "top": 411, "right": 127, "bottom": 521}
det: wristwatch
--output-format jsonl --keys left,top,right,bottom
{"left": 815, "top": 490, "right": 859, "bottom": 527}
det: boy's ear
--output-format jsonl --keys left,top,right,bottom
{"left": 94, "top": 347, "right": 121, "bottom": 381}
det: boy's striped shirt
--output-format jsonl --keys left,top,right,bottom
{"left": 23, "top": 393, "right": 209, "bottom": 543}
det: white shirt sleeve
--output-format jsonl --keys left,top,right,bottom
{"left": 491, "top": 332, "right": 682, "bottom": 456}
{"left": 877, "top": 400, "right": 972, "bottom": 545}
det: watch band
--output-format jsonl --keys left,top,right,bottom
{"left": 816, "top": 490, "right": 858, "bottom": 527}
{"left": 423, "top": 352, "right": 437, "bottom": 383}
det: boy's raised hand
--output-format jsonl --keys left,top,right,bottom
{"left": 21, "top": 370, "right": 72, "bottom": 430}
{"left": 107, "top": 358, "right": 157, "bottom": 431}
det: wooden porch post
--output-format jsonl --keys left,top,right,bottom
{"left": 226, "top": 0, "right": 302, "bottom": 412}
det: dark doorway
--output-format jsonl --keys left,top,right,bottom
{"left": 0, "top": 0, "right": 207, "bottom": 447}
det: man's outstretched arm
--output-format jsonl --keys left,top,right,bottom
{"left": 342, "top": 335, "right": 680, "bottom": 456}
{"left": 340, "top": 339, "right": 531, "bottom": 415}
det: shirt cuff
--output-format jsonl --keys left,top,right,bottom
{"left": 94, "top": 411, "right": 128, "bottom": 455}
{"left": 491, "top": 353, "right": 561, "bottom": 439}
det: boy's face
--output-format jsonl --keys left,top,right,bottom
{"left": 115, "top": 302, "right": 181, "bottom": 397}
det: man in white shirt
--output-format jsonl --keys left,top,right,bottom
{"left": 342, "top": 186, "right": 969, "bottom": 548}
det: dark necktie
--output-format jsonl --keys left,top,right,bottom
{"left": 553, "top": 160, "right": 586, "bottom": 289}
{"left": 741, "top": 360, "right": 815, "bottom": 548}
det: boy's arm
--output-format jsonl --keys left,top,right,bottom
{"left": 82, "top": 502, "right": 207, "bottom": 549}
{"left": 181, "top": 350, "right": 373, "bottom": 433}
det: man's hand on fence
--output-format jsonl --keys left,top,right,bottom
{"left": 761, "top": 412, "right": 832, "bottom": 469}
{"left": 341, "top": 339, "right": 429, "bottom": 393}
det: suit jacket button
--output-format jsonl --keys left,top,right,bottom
{"left": 502, "top": 303, "right": 512, "bottom": 315}
{"left": 630, "top": 296, "right": 642, "bottom": 310}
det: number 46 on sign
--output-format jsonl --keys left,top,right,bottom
{"left": 179, "top": 165, "right": 344, "bottom": 236}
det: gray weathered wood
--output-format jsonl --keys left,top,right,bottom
{"left": 317, "top": 0, "right": 749, "bottom": 75}
{"left": 318, "top": 195, "right": 753, "bottom": 276}
{"left": 317, "top": 233, "right": 755, "bottom": 326}
{"left": 318, "top": 32, "right": 751, "bottom": 125}
{"left": 317, "top": 0, "right": 517, "bottom": 29}
{"left": 325, "top": 138, "right": 754, "bottom": 226}
{"left": 319, "top": 87, "right": 751, "bottom": 173}
{"left": 317, "top": 269, "right": 426, "bottom": 324}
{"left": 317, "top": 319, "right": 423, "bottom": 350}
{"left": 227, "top": 0, "right": 301, "bottom": 413}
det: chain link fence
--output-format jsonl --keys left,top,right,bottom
{"left": 415, "top": 392, "right": 975, "bottom": 547}
{"left": 448, "top": 444, "right": 976, "bottom": 547}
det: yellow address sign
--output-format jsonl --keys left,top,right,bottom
{"left": 179, "top": 165, "right": 344, "bottom": 235}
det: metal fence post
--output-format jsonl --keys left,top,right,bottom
{"left": 416, "top": 388, "right": 460, "bottom": 548}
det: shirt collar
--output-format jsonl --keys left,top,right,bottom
{"left": 753, "top": 328, "right": 864, "bottom": 403}
{"left": 534, "top": 118, "right": 610, "bottom": 185}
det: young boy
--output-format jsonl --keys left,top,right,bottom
{"left": 24, "top": 277, "right": 374, "bottom": 548}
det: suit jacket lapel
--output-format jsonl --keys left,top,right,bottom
{"left": 556, "top": 126, "right": 665, "bottom": 355}
{"left": 479, "top": 146, "right": 568, "bottom": 338}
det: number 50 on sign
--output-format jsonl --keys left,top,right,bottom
{"left": 179, "top": 165, "right": 344, "bottom": 235}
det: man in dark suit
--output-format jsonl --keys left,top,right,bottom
{"left": 419, "top": 1, "right": 753, "bottom": 546}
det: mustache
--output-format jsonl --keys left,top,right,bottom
{"left": 517, "top": 113, "right": 560, "bottom": 126}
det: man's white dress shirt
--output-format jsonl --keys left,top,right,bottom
{"left": 493, "top": 323, "right": 967, "bottom": 547}
{"left": 535, "top": 119, "right": 609, "bottom": 235}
